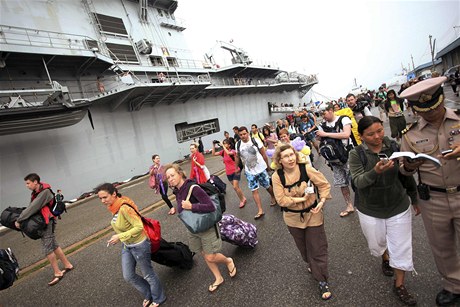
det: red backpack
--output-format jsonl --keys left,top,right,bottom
{"left": 121, "top": 204, "right": 161, "bottom": 253}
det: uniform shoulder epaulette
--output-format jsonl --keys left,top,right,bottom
{"left": 454, "top": 109, "right": 460, "bottom": 115}
{"left": 402, "top": 121, "right": 417, "bottom": 135}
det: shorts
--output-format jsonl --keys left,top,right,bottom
{"left": 188, "top": 226, "right": 222, "bottom": 254}
{"left": 330, "top": 163, "right": 351, "bottom": 187}
{"left": 389, "top": 116, "right": 406, "bottom": 139}
{"left": 245, "top": 170, "right": 270, "bottom": 191}
{"left": 226, "top": 172, "right": 241, "bottom": 182}
{"left": 41, "top": 220, "right": 59, "bottom": 255}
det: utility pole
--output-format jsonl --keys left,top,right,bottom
{"left": 429, "top": 35, "right": 436, "bottom": 71}
{"left": 410, "top": 54, "right": 415, "bottom": 70}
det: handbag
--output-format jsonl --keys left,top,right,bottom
{"left": 202, "top": 166, "right": 211, "bottom": 181}
{"left": 178, "top": 185, "right": 222, "bottom": 234}
{"left": 148, "top": 175, "right": 156, "bottom": 189}
{"left": 121, "top": 204, "right": 161, "bottom": 253}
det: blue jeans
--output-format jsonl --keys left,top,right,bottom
{"left": 121, "top": 239, "right": 166, "bottom": 304}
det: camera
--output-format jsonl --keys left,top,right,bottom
{"left": 353, "top": 100, "right": 369, "bottom": 114}
{"left": 212, "top": 140, "right": 220, "bottom": 144}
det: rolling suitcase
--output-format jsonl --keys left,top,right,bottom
{"left": 219, "top": 214, "right": 258, "bottom": 248}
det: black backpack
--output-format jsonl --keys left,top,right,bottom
{"left": 319, "top": 116, "right": 351, "bottom": 164}
{"left": 189, "top": 181, "right": 226, "bottom": 213}
{"left": 48, "top": 189, "right": 67, "bottom": 218}
{"left": 0, "top": 248, "right": 19, "bottom": 290}
{"left": 208, "top": 175, "right": 227, "bottom": 194}
{"left": 354, "top": 138, "right": 418, "bottom": 205}
{"left": 151, "top": 238, "right": 195, "bottom": 270}
{"left": 276, "top": 164, "right": 318, "bottom": 218}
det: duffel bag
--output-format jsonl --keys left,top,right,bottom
{"left": 20, "top": 212, "right": 47, "bottom": 240}
{"left": 218, "top": 214, "right": 258, "bottom": 248}
{"left": 151, "top": 239, "right": 195, "bottom": 270}
{"left": 0, "top": 207, "right": 25, "bottom": 231}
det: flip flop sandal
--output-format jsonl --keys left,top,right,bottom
{"left": 143, "top": 299, "right": 152, "bottom": 307}
{"left": 63, "top": 266, "right": 74, "bottom": 274}
{"left": 48, "top": 274, "right": 64, "bottom": 286}
{"left": 254, "top": 212, "right": 265, "bottom": 220}
{"left": 239, "top": 200, "right": 246, "bottom": 208}
{"left": 208, "top": 280, "right": 224, "bottom": 293}
{"left": 227, "top": 259, "right": 237, "bottom": 278}
{"left": 339, "top": 210, "right": 354, "bottom": 218}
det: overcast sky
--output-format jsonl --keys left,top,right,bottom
{"left": 176, "top": 0, "right": 459, "bottom": 100}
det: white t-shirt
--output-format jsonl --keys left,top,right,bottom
{"left": 323, "top": 115, "right": 352, "bottom": 146}
{"left": 238, "top": 138, "right": 267, "bottom": 175}
{"left": 353, "top": 106, "right": 372, "bottom": 121}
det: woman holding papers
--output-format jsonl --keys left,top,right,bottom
{"left": 348, "top": 116, "right": 419, "bottom": 306}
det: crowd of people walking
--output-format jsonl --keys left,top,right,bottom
{"left": 5, "top": 76, "right": 460, "bottom": 306}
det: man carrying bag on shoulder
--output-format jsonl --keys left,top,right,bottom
{"left": 14, "top": 173, "right": 74, "bottom": 286}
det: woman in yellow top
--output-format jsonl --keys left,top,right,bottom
{"left": 271, "top": 144, "right": 332, "bottom": 301}
{"left": 96, "top": 183, "right": 166, "bottom": 307}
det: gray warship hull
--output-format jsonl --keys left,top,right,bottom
{"left": 0, "top": 0, "right": 317, "bottom": 209}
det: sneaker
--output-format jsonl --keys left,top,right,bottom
{"left": 394, "top": 283, "right": 417, "bottom": 306}
{"left": 382, "top": 260, "right": 394, "bottom": 277}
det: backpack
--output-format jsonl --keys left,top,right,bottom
{"left": 319, "top": 116, "right": 351, "bottom": 164}
{"left": 31, "top": 184, "right": 66, "bottom": 218}
{"left": 0, "top": 207, "right": 47, "bottom": 240}
{"left": 218, "top": 214, "right": 258, "bottom": 248}
{"left": 354, "top": 138, "right": 418, "bottom": 205}
{"left": 50, "top": 191, "right": 67, "bottom": 218}
{"left": 0, "top": 248, "right": 19, "bottom": 290}
{"left": 120, "top": 204, "right": 161, "bottom": 254}
{"left": 151, "top": 238, "right": 195, "bottom": 270}
{"left": 194, "top": 181, "right": 226, "bottom": 213}
{"left": 276, "top": 163, "right": 319, "bottom": 218}
{"left": 207, "top": 175, "right": 227, "bottom": 195}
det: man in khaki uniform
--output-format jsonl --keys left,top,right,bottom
{"left": 400, "top": 76, "right": 460, "bottom": 306}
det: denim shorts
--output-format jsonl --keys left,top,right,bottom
{"left": 226, "top": 172, "right": 241, "bottom": 182}
{"left": 245, "top": 170, "right": 270, "bottom": 191}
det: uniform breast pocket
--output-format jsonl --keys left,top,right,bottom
{"left": 413, "top": 140, "right": 436, "bottom": 153}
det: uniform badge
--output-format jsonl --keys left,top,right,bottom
{"left": 415, "top": 138, "right": 429, "bottom": 144}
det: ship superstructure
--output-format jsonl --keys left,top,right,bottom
{"left": 0, "top": 0, "right": 317, "bottom": 209}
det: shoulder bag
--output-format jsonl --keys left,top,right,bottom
{"left": 178, "top": 185, "right": 222, "bottom": 234}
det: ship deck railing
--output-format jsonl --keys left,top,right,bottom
{"left": 78, "top": 72, "right": 212, "bottom": 99}
{"left": 269, "top": 105, "right": 309, "bottom": 113}
{"left": 0, "top": 24, "right": 110, "bottom": 57}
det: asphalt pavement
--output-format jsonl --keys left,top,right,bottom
{"left": 1, "top": 96, "right": 459, "bottom": 307}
